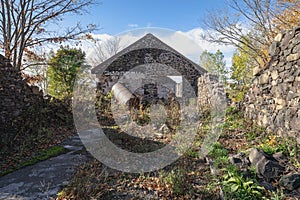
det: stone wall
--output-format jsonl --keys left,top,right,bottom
{"left": 0, "top": 55, "right": 72, "bottom": 149}
{"left": 243, "top": 27, "right": 300, "bottom": 143}
{"left": 92, "top": 34, "right": 207, "bottom": 98}
{"left": 0, "top": 55, "right": 44, "bottom": 142}
{"left": 197, "top": 73, "right": 227, "bottom": 115}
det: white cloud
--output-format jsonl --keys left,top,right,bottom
{"left": 177, "top": 28, "right": 236, "bottom": 68}
{"left": 180, "top": 28, "right": 236, "bottom": 54}
{"left": 90, "top": 33, "right": 114, "bottom": 41}
{"left": 82, "top": 27, "right": 236, "bottom": 69}
{"left": 128, "top": 24, "right": 139, "bottom": 28}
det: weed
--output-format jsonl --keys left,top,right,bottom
{"left": 159, "top": 167, "right": 189, "bottom": 195}
{"left": 57, "top": 160, "right": 106, "bottom": 200}
{"left": 207, "top": 142, "right": 229, "bottom": 168}
{"left": 284, "top": 137, "right": 300, "bottom": 168}
{"left": 209, "top": 142, "right": 228, "bottom": 159}
{"left": 95, "top": 91, "right": 113, "bottom": 116}
{"left": 258, "top": 135, "right": 292, "bottom": 155}
{"left": 268, "top": 188, "right": 285, "bottom": 200}
{"left": 222, "top": 170, "right": 264, "bottom": 200}
{"left": 184, "top": 148, "right": 199, "bottom": 158}
{"left": 36, "top": 127, "right": 53, "bottom": 143}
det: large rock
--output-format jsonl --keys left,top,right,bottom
{"left": 229, "top": 152, "right": 250, "bottom": 171}
{"left": 279, "top": 173, "right": 300, "bottom": 191}
{"left": 272, "top": 152, "right": 288, "bottom": 165}
{"left": 256, "top": 157, "right": 285, "bottom": 180}
{"left": 248, "top": 148, "right": 285, "bottom": 180}
{"left": 259, "top": 181, "right": 275, "bottom": 191}
{"left": 249, "top": 148, "right": 267, "bottom": 165}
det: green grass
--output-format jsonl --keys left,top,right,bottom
{"left": 208, "top": 142, "right": 229, "bottom": 168}
{"left": 0, "top": 145, "right": 67, "bottom": 177}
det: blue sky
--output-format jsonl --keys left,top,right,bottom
{"left": 66, "top": 0, "right": 228, "bottom": 35}
{"left": 61, "top": 0, "right": 235, "bottom": 66}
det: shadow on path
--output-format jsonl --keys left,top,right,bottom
{"left": 0, "top": 134, "right": 88, "bottom": 200}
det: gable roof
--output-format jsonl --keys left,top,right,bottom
{"left": 91, "top": 33, "right": 207, "bottom": 74}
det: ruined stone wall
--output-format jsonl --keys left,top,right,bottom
{"left": 0, "top": 55, "right": 45, "bottom": 140}
{"left": 0, "top": 55, "right": 72, "bottom": 149}
{"left": 197, "top": 73, "right": 227, "bottom": 115}
{"left": 243, "top": 27, "right": 300, "bottom": 143}
{"left": 96, "top": 49, "right": 204, "bottom": 97}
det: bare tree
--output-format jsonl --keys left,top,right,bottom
{"left": 90, "top": 36, "right": 122, "bottom": 65}
{"left": 202, "top": 0, "right": 299, "bottom": 67}
{"left": 23, "top": 49, "right": 49, "bottom": 93}
{"left": 0, "top": 0, "right": 98, "bottom": 70}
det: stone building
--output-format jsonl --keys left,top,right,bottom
{"left": 91, "top": 33, "right": 207, "bottom": 106}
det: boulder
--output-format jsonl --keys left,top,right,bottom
{"left": 256, "top": 157, "right": 285, "bottom": 180}
{"left": 259, "top": 181, "right": 275, "bottom": 191}
{"left": 279, "top": 173, "right": 300, "bottom": 191}
{"left": 248, "top": 148, "right": 285, "bottom": 180}
{"left": 229, "top": 152, "right": 250, "bottom": 171}
{"left": 249, "top": 148, "right": 267, "bottom": 165}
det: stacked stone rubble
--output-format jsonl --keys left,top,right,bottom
{"left": 0, "top": 55, "right": 73, "bottom": 150}
{"left": 243, "top": 27, "right": 300, "bottom": 143}
{"left": 197, "top": 73, "right": 227, "bottom": 115}
{"left": 0, "top": 55, "right": 45, "bottom": 143}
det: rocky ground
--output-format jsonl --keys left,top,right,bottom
{"left": 56, "top": 107, "right": 300, "bottom": 199}
{"left": 1, "top": 106, "right": 299, "bottom": 200}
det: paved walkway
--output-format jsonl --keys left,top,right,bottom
{"left": 0, "top": 134, "right": 88, "bottom": 200}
